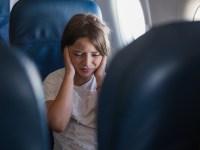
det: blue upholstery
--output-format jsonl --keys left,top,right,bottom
{"left": 0, "top": 43, "right": 50, "bottom": 150}
{"left": 0, "top": 0, "right": 9, "bottom": 44}
{"left": 98, "top": 22, "right": 200, "bottom": 150}
{"left": 9, "top": 0, "right": 102, "bottom": 79}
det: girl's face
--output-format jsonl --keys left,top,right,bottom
{"left": 69, "top": 37, "right": 103, "bottom": 84}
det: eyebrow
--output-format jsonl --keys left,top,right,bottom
{"left": 71, "top": 48, "right": 83, "bottom": 52}
{"left": 71, "top": 48, "right": 99, "bottom": 53}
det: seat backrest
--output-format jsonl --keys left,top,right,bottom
{"left": 0, "top": 42, "right": 50, "bottom": 150}
{"left": 9, "top": 0, "right": 102, "bottom": 80}
{"left": 0, "top": 0, "right": 9, "bottom": 44}
{"left": 98, "top": 21, "right": 200, "bottom": 150}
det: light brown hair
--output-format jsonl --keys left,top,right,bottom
{"left": 61, "top": 13, "right": 110, "bottom": 56}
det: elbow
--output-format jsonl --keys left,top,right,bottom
{"left": 47, "top": 108, "right": 71, "bottom": 133}
{"left": 50, "top": 122, "right": 66, "bottom": 133}
{"left": 54, "top": 127, "right": 65, "bottom": 133}
{"left": 48, "top": 117, "right": 69, "bottom": 133}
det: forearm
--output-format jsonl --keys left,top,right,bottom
{"left": 47, "top": 73, "right": 74, "bottom": 132}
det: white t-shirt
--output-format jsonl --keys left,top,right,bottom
{"left": 43, "top": 68, "right": 98, "bottom": 150}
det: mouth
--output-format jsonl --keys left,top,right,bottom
{"left": 81, "top": 68, "right": 91, "bottom": 72}
{"left": 80, "top": 68, "right": 93, "bottom": 74}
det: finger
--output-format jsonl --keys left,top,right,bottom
{"left": 64, "top": 47, "right": 71, "bottom": 61}
{"left": 63, "top": 47, "right": 75, "bottom": 76}
{"left": 63, "top": 47, "right": 72, "bottom": 67}
{"left": 100, "top": 56, "right": 107, "bottom": 70}
{"left": 64, "top": 46, "right": 68, "bottom": 52}
{"left": 96, "top": 56, "right": 107, "bottom": 76}
{"left": 101, "top": 56, "right": 107, "bottom": 66}
{"left": 64, "top": 47, "right": 68, "bottom": 59}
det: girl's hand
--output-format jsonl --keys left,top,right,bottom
{"left": 95, "top": 56, "right": 107, "bottom": 90}
{"left": 64, "top": 47, "right": 75, "bottom": 77}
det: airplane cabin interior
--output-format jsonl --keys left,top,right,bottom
{"left": 1, "top": 0, "right": 200, "bottom": 150}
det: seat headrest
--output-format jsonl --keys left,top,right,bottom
{"left": 0, "top": 0, "right": 9, "bottom": 43}
{"left": 10, "top": 0, "right": 102, "bottom": 79}
{"left": 0, "top": 43, "right": 50, "bottom": 150}
{"left": 98, "top": 21, "right": 200, "bottom": 150}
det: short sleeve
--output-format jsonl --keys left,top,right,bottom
{"left": 43, "top": 68, "right": 64, "bottom": 101}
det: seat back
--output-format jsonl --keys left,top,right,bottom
{"left": 9, "top": 0, "right": 102, "bottom": 79}
{"left": 98, "top": 21, "right": 200, "bottom": 150}
{"left": 0, "top": 43, "right": 50, "bottom": 150}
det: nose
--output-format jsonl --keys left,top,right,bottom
{"left": 82, "top": 54, "right": 92, "bottom": 67}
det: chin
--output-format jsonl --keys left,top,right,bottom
{"left": 81, "top": 74, "right": 93, "bottom": 80}
{"left": 77, "top": 72, "right": 93, "bottom": 80}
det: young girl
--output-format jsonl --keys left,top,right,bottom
{"left": 43, "top": 13, "right": 110, "bottom": 150}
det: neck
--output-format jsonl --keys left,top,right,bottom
{"left": 74, "top": 74, "right": 92, "bottom": 86}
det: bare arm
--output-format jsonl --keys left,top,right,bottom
{"left": 46, "top": 48, "right": 75, "bottom": 132}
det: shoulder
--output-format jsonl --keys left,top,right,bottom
{"left": 43, "top": 68, "right": 65, "bottom": 100}
{"left": 43, "top": 68, "right": 65, "bottom": 91}
{"left": 44, "top": 68, "right": 65, "bottom": 83}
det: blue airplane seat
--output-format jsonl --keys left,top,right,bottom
{"left": 0, "top": 42, "right": 50, "bottom": 150}
{"left": 9, "top": 0, "right": 102, "bottom": 80}
{"left": 0, "top": 0, "right": 9, "bottom": 44}
{"left": 98, "top": 21, "right": 200, "bottom": 150}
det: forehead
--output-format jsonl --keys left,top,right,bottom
{"left": 71, "top": 37, "right": 98, "bottom": 52}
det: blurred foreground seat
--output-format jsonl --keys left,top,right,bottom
{"left": 98, "top": 21, "right": 200, "bottom": 150}
{"left": 0, "top": 42, "right": 50, "bottom": 150}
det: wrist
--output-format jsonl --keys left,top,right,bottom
{"left": 65, "top": 70, "right": 75, "bottom": 79}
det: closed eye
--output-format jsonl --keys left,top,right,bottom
{"left": 73, "top": 52, "right": 83, "bottom": 56}
{"left": 92, "top": 53, "right": 100, "bottom": 56}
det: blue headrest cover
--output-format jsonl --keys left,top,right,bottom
{"left": 98, "top": 21, "right": 200, "bottom": 150}
{"left": 0, "top": 0, "right": 9, "bottom": 43}
{"left": 10, "top": 0, "right": 102, "bottom": 79}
